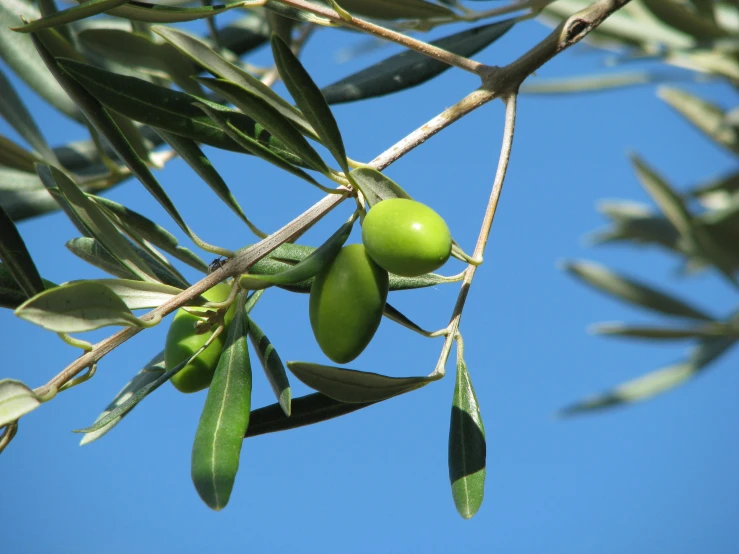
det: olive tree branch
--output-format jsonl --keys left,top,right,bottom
{"left": 30, "top": 0, "right": 632, "bottom": 401}
{"left": 433, "top": 93, "right": 517, "bottom": 377}
{"left": 273, "top": 0, "right": 485, "bottom": 75}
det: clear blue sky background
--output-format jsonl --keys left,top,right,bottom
{"left": 2, "top": 6, "right": 739, "bottom": 553}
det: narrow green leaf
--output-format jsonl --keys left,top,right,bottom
{"left": 154, "top": 130, "right": 263, "bottom": 237}
{"left": 449, "top": 356, "right": 486, "bottom": 519}
{"left": 521, "top": 71, "right": 674, "bottom": 95}
{"left": 40, "top": 164, "right": 159, "bottom": 282}
{"left": 247, "top": 317, "right": 291, "bottom": 416}
{"left": 80, "top": 352, "right": 166, "bottom": 445}
{"left": 641, "top": 0, "right": 727, "bottom": 41}
{"left": 590, "top": 322, "right": 738, "bottom": 340}
{"left": 0, "top": 1, "right": 81, "bottom": 120}
{"left": 271, "top": 34, "right": 347, "bottom": 171}
{"left": 382, "top": 302, "right": 431, "bottom": 336}
{"left": 192, "top": 304, "right": 251, "bottom": 511}
{"left": 658, "top": 87, "right": 739, "bottom": 156}
{"left": 262, "top": 0, "right": 334, "bottom": 25}
{"left": 91, "top": 195, "right": 209, "bottom": 273}
{"left": 13, "top": 0, "right": 130, "bottom": 33}
{"left": 77, "top": 0, "right": 264, "bottom": 23}
{"left": 15, "top": 281, "right": 144, "bottom": 333}
{"left": 74, "top": 279, "right": 184, "bottom": 310}
{"left": 197, "top": 77, "right": 328, "bottom": 173}
{"left": 286, "top": 362, "right": 432, "bottom": 403}
{"left": 689, "top": 171, "right": 739, "bottom": 203}
{"left": 195, "top": 103, "right": 322, "bottom": 188}
{"left": 332, "top": 0, "right": 455, "bottom": 20}
{"left": 322, "top": 20, "right": 514, "bottom": 104}
{"left": 349, "top": 168, "right": 411, "bottom": 207}
{"left": 0, "top": 135, "right": 43, "bottom": 172}
{"left": 0, "top": 204, "right": 45, "bottom": 298}
{"left": 0, "top": 379, "right": 42, "bottom": 428}
{"left": 0, "top": 263, "right": 56, "bottom": 310}
{"left": 562, "top": 260, "right": 713, "bottom": 321}
{"left": 0, "top": 66, "right": 56, "bottom": 162}
{"left": 560, "top": 337, "right": 736, "bottom": 415}
{"left": 239, "top": 219, "right": 352, "bottom": 289}
{"left": 245, "top": 392, "right": 375, "bottom": 438}
{"left": 151, "top": 25, "right": 314, "bottom": 137}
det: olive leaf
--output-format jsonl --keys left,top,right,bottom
{"left": 15, "top": 281, "right": 148, "bottom": 333}
{"left": 0, "top": 379, "right": 42, "bottom": 428}
{"left": 0, "top": 263, "right": 56, "bottom": 310}
{"left": 0, "top": 135, "right": 45, "bottom": 173}
{"left": 271, "top": 34, "right": 348, "bottom": 172}
{"left": 71, "top": 279, "right": 184, "bottom": 310}
{"left": 247, "top": 317, "right": 291, "bottom": 417}
{"left": 322, "top": 19, "right": 515, "bottom": 104}
{"left": 561, "top": 260, "right": 713, "bottom": 321}
{"left": 329, "top": 0, "right": 454, "bottom": 21}
{"left": 560, "top": 336, "right": 736, "bottom": 415}
{"left": 449, "top": 356, "right": 486, "bottom": 520}
{"left": 196, "top": 77, "right": 329, "bottom": 173}
{"left": 12, "top": 0, "right": 130, "bottom": 33}
{"left": 74, "top": 0, "right": 264, "bottom": 24}
{"left": 246, "top": 392, "right": 376, "bottom": 438}
{"left": 239, "top": 219, "right": 353, "bottom": 290}
{"left": 0, "top": 204, "right": 45, "bottom": 298}
{"left": 79, "top": 352, "right": 166, "bottom": 445}
{"left": 590, "top": 322, "right": 738, "bottom": 341}
{"left": 349, "top": 168, "right": 411, "bottom": 207}
{"left": 286, "top": 362, "right": 434, "bottom": 403}
{"left": 192, "top": 301, "right": 251, "bottom": 511}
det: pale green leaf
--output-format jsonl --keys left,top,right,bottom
{"left": 0, "top": 379, "right": 42, "bottom": 428}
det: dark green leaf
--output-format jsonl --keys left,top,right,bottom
{"left": 286, "top": 362, "right": 433, "bottom": 403}
{"left": 197, "top": 77, "right": 328, "bottom": 173}
{"left": 641, "top": 0, "right": 727, "bottom": 41}
{"left": 239, "top": 219, "right": 353, "bottom": 289}
{"left": 247, "top": 317, "right": 291, "bottom": 416}
{"left": 0, "top": 263, "right": 56, "bottom": 310}
{"left": 91, "top": 0, "right": 262, "bottom": 23}
{"left": 562, "top": 260, "right": 713, "bottom": 321}
{"left": 192, "top": 303, "right": 251, "bottom": 511}
{"left": 245, "top": 392, "right": 375, "bottom": 438}
{"left": 12, "top": 0, "right": 129, "bottom": 33}
{"left": 322, "top": 19, "right": 515, "bottom": 104}
{"left": 262, "top": 0, "right": 334, "bottom": 25}
{"left": 349, "top": 167, "right": 411, "bottom": 207}
{"left": 383, "top": 302, "right": 431, "bottom": 336}
{"left": 15, "top": 281, "right": 144, "bottom": 332}
{"left": 0, "top": 66, "right": 57, "bottom": 162}
{"left": 449, "top": 356, "right": 485, "bottom": 519}
{"left": 0, "top": 204, "right": 45, "bottom": 298}
{"left": 590, "top": 322, "right": 739, "bottom": 340}
{"left": 271, "top": 34, "right": 347, "bottom": 171}
{"left": 79, "top": 352, "right": 166, "bottom": 445}
{"left": 0, "top": 135, "right": 42, "bottom": 173}
{"left": 332, "top": 0, "right": 455, "bottom": 20}
{"left": 151, "top": 25, "right": 314, "bottom": 137}
{"left": 0, "top": 0, "right": 81, "bottom": 120}
{"left": 560, "top": 337, "right": 736, "bottom": 415}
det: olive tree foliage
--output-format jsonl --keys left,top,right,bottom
{"left": 1, "top": 0, "right": 691, "bottom": 518}
{"left": 529, "top": 1, "right": 739, "bottom": 415}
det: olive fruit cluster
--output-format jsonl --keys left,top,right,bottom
{"left": 165, "top": 283, "right": 235, "bottom": 393}
{"left": 309, "top": 198, "right": 452, "bottom": 364}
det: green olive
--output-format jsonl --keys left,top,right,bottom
{"left": 309, "top": 244, "right": 389, "bottom": 364}
{"left": 361, "top": 198, "right": 452, "bottom": 277}
{"left": 165, "top": 283, "right": 236, "bottom": 393}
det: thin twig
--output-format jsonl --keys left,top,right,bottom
{"left": 275, "top": 0, "right": 485, "bottom": 75}
{"left": 433, "top": 93, "right": 518, "bottom": 377}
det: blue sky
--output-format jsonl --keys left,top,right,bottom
{"left": 2, "top": 7, "right": 739, "bottom": 554}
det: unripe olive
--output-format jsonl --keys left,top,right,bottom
{"left": 309, "top": 244, "right": 389, "bottom": 364}
{"left": 361, "top": 198, "right": 452, "bottom": 277}
{"left": 166, "top": 283, "right": 236, "bottom": 393}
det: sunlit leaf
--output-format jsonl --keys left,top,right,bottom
{"left": 286, "top": 362, "right": 433, "bottom": 403}
{"left": 76, "top": 0, "right": 264, "bottom": 23}
{"left": 247, "top": 317, "right": 291, "bottom": 416}
{"left": 12, "top": 0, "right": 129, "bottom": 33}
{"left": 15, "top": 281, "right": 145, "bottom": 332}
{"left": 322, "top": 19, "right": 514, "bottom": 104}
{"left": 79, "top": 352, "right": 166, "bottom": 445}
{"left": 72, "top": 279, "right": 184, "bottom": 310}
{"left": 449, "top": 356, "right": 485, "bottom": 519}
{"left": 349, "top": 167, "right": 411, "bottom": 207}
{"left": 239, "top": 219, "right": 352, "bottom": 289}
{"left": 192, "top": 304, "right": 251, "bottom": 511}
{"left": 560, "top": 337, "right": 736, "bottom": 415}
{"left": 562, "top": 260, "right": 713, "bottom": 321}
{"left": 332, "top": 0, "right": 455, "bottom": 20}
{"left": 0, "top": 379, "right": 42, "bottom": 428}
